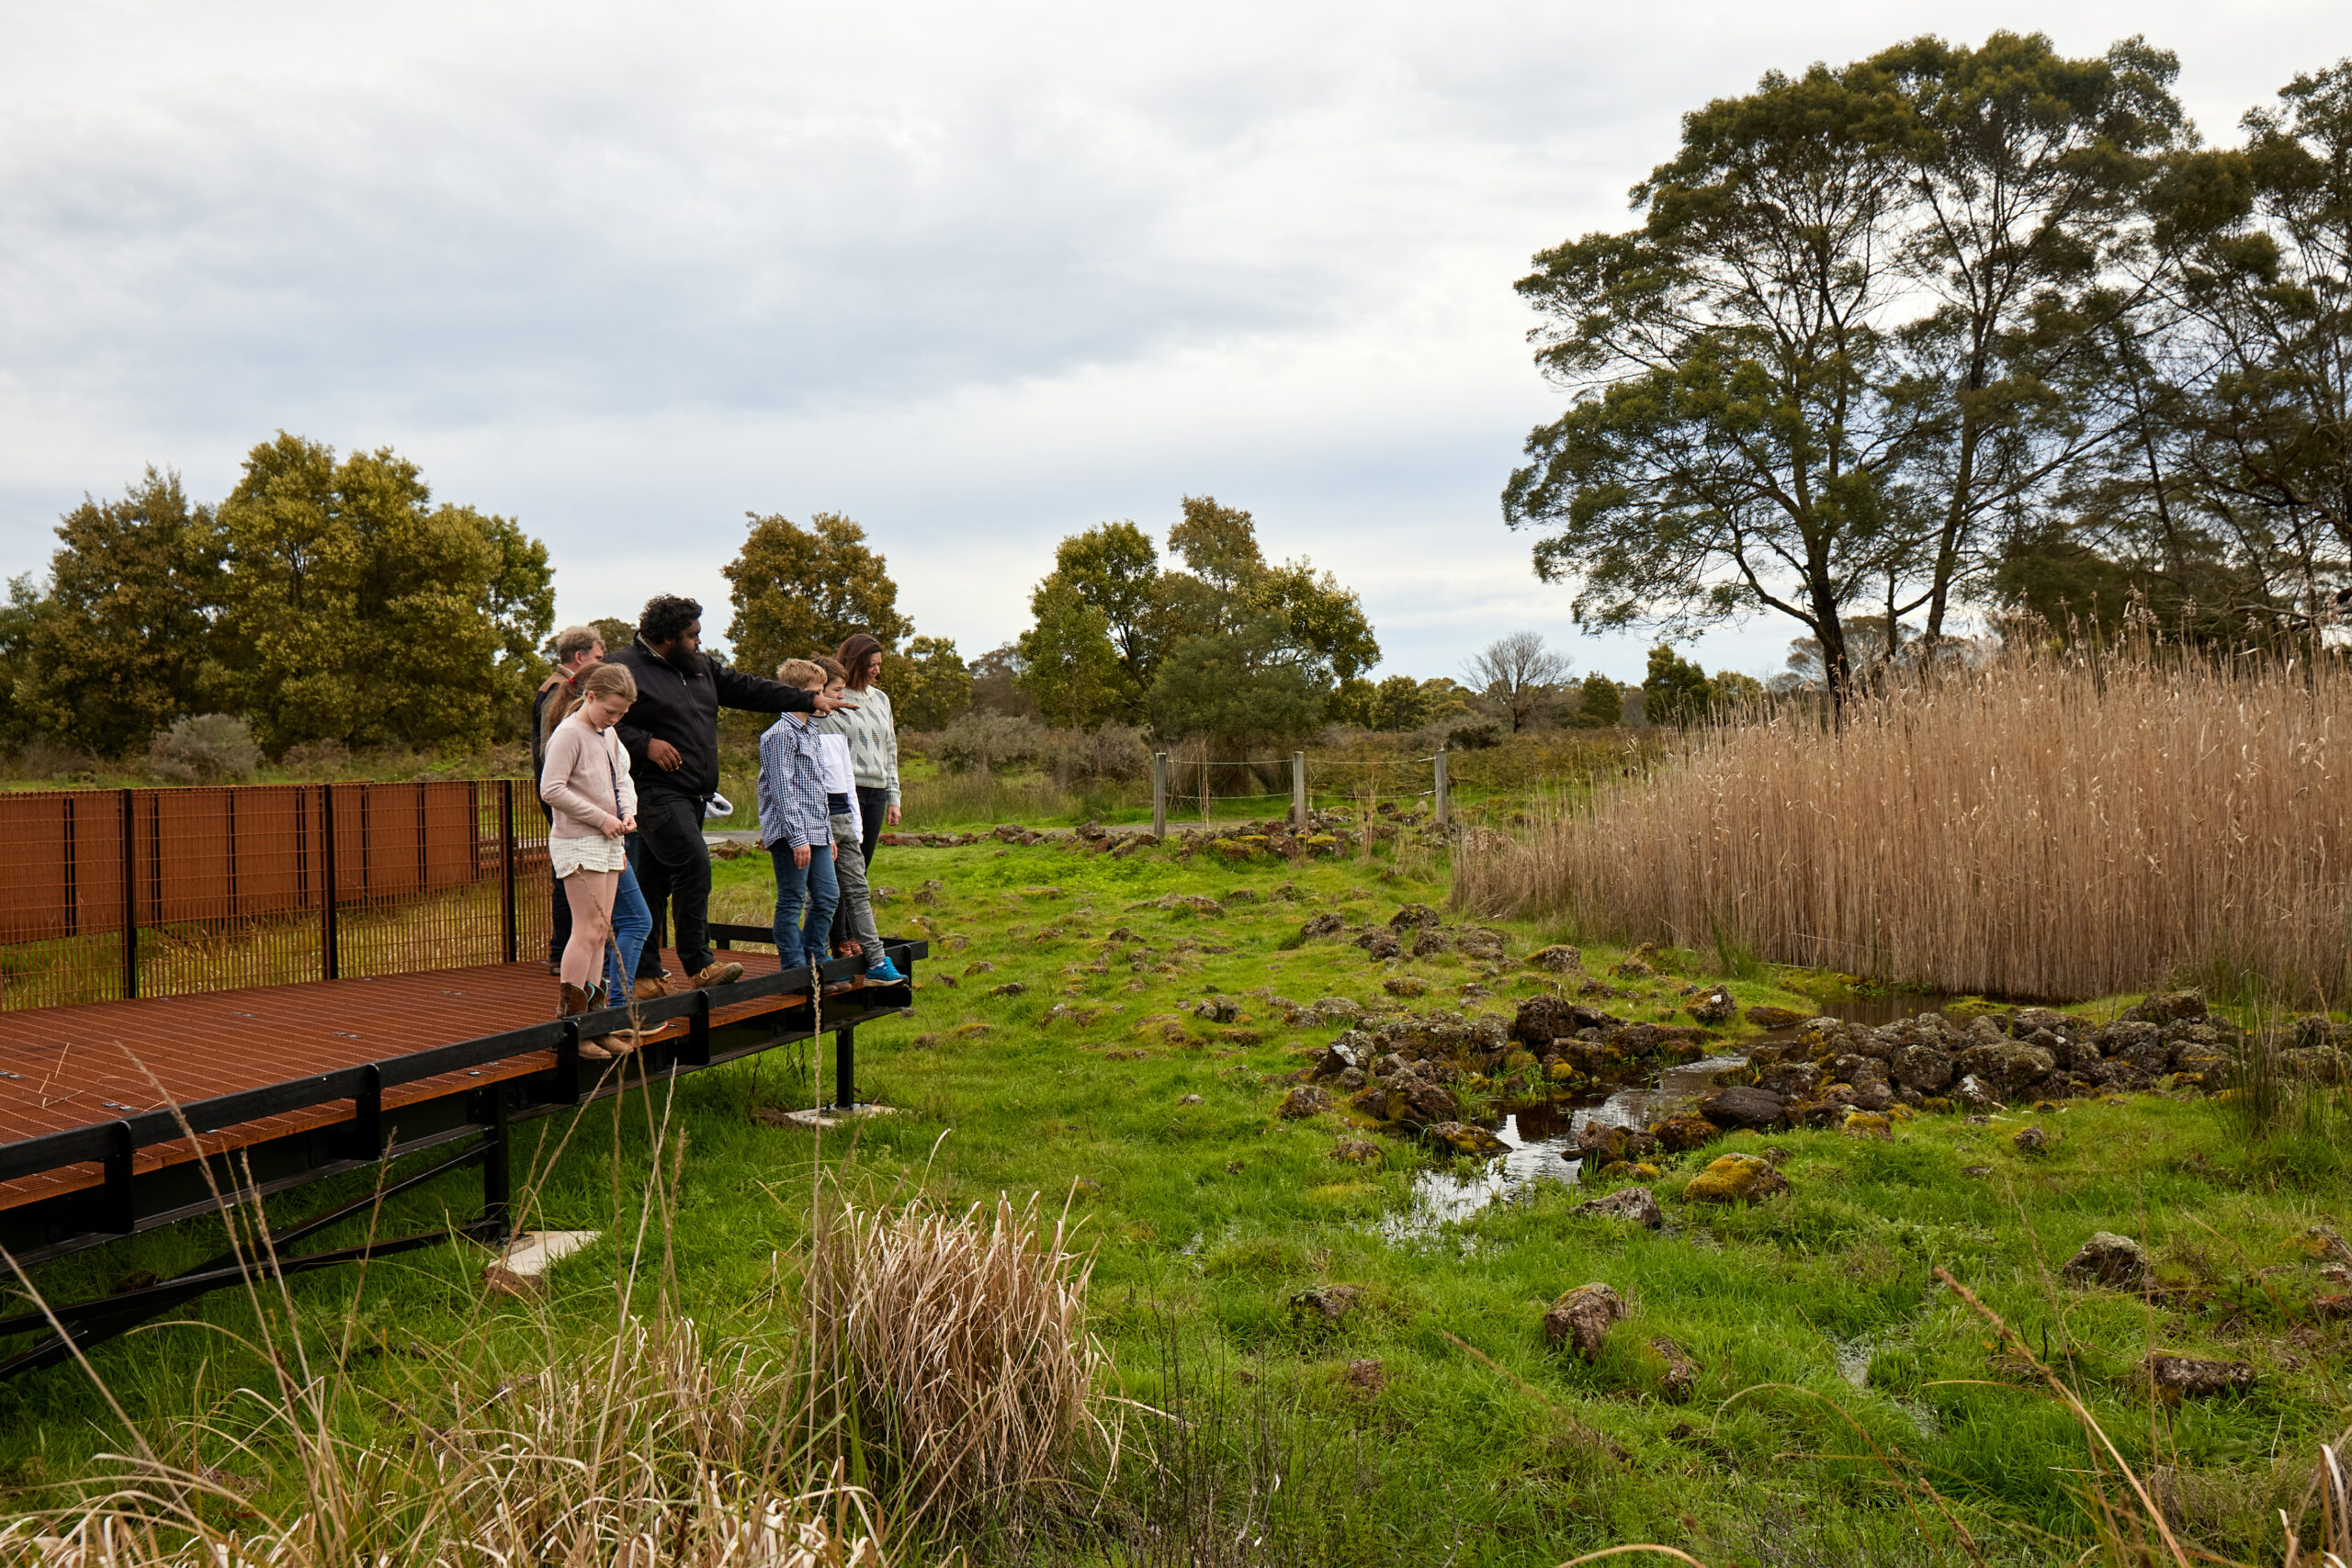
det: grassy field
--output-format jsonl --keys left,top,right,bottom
{"left": 2, "top": 828, "right": 2347, "bottom": 1564}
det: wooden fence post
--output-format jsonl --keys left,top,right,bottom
{"left": 1151, "top": 752, "right": 1168, "bottom": 839}
{"left": 1291, "top": 752, "right": 1306, "bottom": 829}
{"left": 1434, "top": 746, "right": 1449, "bottom": 829}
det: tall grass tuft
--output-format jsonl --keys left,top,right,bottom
{"left": 0, "top": 1071, "right": 903, "bottom": 1566}
{"left": 804, "top": 1189, "right": 1107, "bottom": 1530}
{"left": 0, "top": 1303, "right": 881, "bottom": 1567}
{"left": 1456, "top": 637, "right": 2352, "bottom": 1004}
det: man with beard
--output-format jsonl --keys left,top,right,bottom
{"left": 611, "top": 594, "right": 852, "bottom": 994}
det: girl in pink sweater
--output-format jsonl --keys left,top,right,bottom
{"left": 538, "top": 662, "right": 643, "bottom": 1039}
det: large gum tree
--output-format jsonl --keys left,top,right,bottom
{"left": 1504, "top": 62, "right": 1919, "bottom": 695}
{"left": 1505, "top": 33, "right": 2188, "bottom": 688}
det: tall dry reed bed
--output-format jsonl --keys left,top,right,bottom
{"left": 1456, "top": 642, "right": 2352, "bottom": 1004}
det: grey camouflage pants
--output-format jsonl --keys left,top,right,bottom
{"left": 830, "top": 812, "right": 884, "bottom": 959}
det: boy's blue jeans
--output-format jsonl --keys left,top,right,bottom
{"left": 770, "top": 842, "right": 838, "bottom": 970}
{"left": 605, "top": 863, "right": 651, "bottom": 1001}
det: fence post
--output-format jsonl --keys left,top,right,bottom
{"left": 1291, "top": 752, "right": 1306, "bottom": 829}
{"left": 1150, "top": 752, "right": 1168, "bottom": 839}
{"left": 499, "top": 779, "right": 517, "bottom": 964}
{"left": 1434, "top": 746, "right": 1449, "bottom": 829}
{"left": 321, "top": 784, "right": 340, "bottom": 981}
{"left": 119, "top": 790, "right": 138, "bottom": 999}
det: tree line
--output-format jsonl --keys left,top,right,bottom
{"left": 0, "top": 435, "right": 553, "bottom": 760}
{"left": 1504, "top": 35, "right": 2352, "bottom": 688}
{"left": 0, "top": 431, "right": 1739, "bottom": 777}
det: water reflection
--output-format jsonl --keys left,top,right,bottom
{"left": 1378, "top": 1055, "right": 1749, "bottom": 1240}
{"left": 1374, "top": 992, "right": 1984, "bottom": 1240}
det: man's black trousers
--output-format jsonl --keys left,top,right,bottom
{"left": 628, "top": 789, "right": 714, "bottom": 979}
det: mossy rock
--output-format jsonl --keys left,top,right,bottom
{"left": 1681, "top": 1153, "right": 1790, "bottom": 1204}
{"left": 1650, "top": 1113, "right": 1719, "bottom": 1153}
{"left": 1428, "top": 1121, "right": 1510, "bottom": 1156}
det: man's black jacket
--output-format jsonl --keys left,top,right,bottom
{"left": 611, "top": 637, "right": 814, "bottom": 800}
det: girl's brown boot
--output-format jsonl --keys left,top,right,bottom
{"left": 560, "top": 981, "right": 615, "bottom": 1061}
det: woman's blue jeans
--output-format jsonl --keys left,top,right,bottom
{"left": 605, "top": 862, "right": 651, "bottom": 1001}
{"left": 770, "top": 842, "right": 838, "bottom": 970}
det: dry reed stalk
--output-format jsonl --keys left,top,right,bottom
{"left": 0, "top": 1316, "right": 883, "bottom": 1567}
{"left": 1455, "top": 641, "right": 2352, "bottom": 1003}
{"left": 804, "top": 1190, "right": 1106, "bottom": 1526}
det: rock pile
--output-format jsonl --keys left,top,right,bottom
{"left": 1724, "top": 994, "right": 2245, "bottom": 1122}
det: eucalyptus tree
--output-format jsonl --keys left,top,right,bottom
{"left": 1872, "top": 32, "right": 2189, "bottom": 643}
{"left": 2163, "top": 61, "right": 2352, "bottom": 624}
{"left": 1504, "top": 62, "right": 1923, "bottom": 695}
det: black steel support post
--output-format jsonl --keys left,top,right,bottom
{"left": 684, "top": 989, "right": 711, "bottom": 1068}
{"left": 321, "top": 784, "right": 340, "bottom": 981}
{"left": 481, "top": 1087, "right": 511, "bottom": 1240}
{"left": 555, "top": 1021, "right": 582, "bottom": 1104}
{"left": 347, "top": 1063, "right": 383, "bottom": 1160}
{"left": 119, "top": 790, "right": 138, "bottom": 999}
{"left": 500, "top": 779, "right": 517, "bottom": 964}
{"left": 832, "top": 1024, "right": 855, "bottom": 1111}
{"left": 100, "top": 1120, "right": 135, "bottom": 1235}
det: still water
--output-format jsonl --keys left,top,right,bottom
{"left": 1377, "top": 1055, "right": 1750, "bottom": 1240}
{"left": 1375, "top": 990, "right": 1974, "bottom": 1240}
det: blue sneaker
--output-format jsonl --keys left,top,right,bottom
{"left": 865, "top": 957, "right": 908, "bottom": 984}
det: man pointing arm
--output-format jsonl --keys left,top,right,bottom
{"left": 609, "top": 593, "right": 853, "bottom": 993}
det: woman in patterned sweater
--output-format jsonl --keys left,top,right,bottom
{"left": 820, "top": 632, "right": 899, "bottom": 953}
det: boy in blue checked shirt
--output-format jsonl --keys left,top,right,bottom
{"left": 757, "top": 660, "right": 838, "bottom": 968}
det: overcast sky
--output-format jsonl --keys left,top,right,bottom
{"left": 5, "top": 1, "right": 2346, "bottom": 682}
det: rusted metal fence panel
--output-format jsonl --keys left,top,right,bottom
{"left": 0, "top": 781, "right": 549, "bottom": 1012}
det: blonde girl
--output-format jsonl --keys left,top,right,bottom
{"left": 539, "top": 662, "right": 646, "bottom": 1045}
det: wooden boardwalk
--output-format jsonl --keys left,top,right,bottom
{"left": 0, "top": 950, "right": 798, "bottom": 1214}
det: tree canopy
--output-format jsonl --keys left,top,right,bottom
{"left": 1499, "top": 31, "right": 2303, "bottom": 690}
{"left": 722, "top": 511, "right": 913, "bottom": 677}
{"left": 11, "top": 468, "right": 222, "bottom": 755}
{"left": 1013, "top": 496, "right": 1379, "bottom": 749}
{"left": 200, "top": 435, "right": 553, "bottom": 753}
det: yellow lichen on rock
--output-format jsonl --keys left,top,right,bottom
{"left": 1681, "top": 1152, "right": 1790, "bottom": 1204}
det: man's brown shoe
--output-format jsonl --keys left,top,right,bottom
{"left": 633, "top": 976, "right": 672, "bottom": 1000}
{"left": 689, "top": 961, "right": 745, "bottom": 989}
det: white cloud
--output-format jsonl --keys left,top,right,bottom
{"left": 3, "top": 0, "right": 2346, "bottom": 687}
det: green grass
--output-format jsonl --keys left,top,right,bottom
{"left": 2, "top": 835, "right": 2346, "bottom": 1564}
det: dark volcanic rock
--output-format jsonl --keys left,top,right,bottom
{"left": 1687, "top": 986, "right": 1736, "bottom": 1025}
{"left": 1890, "top": 1043, "right": 1955, "bottom": 1092}
{"left": 1651, "top": 1113, "right": 1720, "bottom": 1153}
{"left": 1698, "top": 1084, "right": 1788, "bottom": 1131}
{"left": 1543, "top": 1283, "right": 1626, "bottom": 1359}
{"left": 1384, "top": 1079, "right": 1459, "bottom": 1128}
{"left": 1573, "top": 1185, "right": 1664, "bottom": 1227}
{"left": 1512, "top": 996, "right": 1619, "bottom": 1048}
{"left": 1955, "top": 1042, "right": 2054, "bottom": 1100}
{"left": 2140, "top": 1353, "right": 2252, "bottom": 1397}
{"left": 1278, "top": 1085, "right": 1332, "bottom": 1120}
{"left": 2062, "top": 1231, "right": 2148, "bottom": 1288}
{"left": 2124, "top": 990, "right": 2208, "bottom": 1024}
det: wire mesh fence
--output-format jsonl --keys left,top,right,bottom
{"left": 0, "top": 781, "right": 551, "bottom": 1012}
